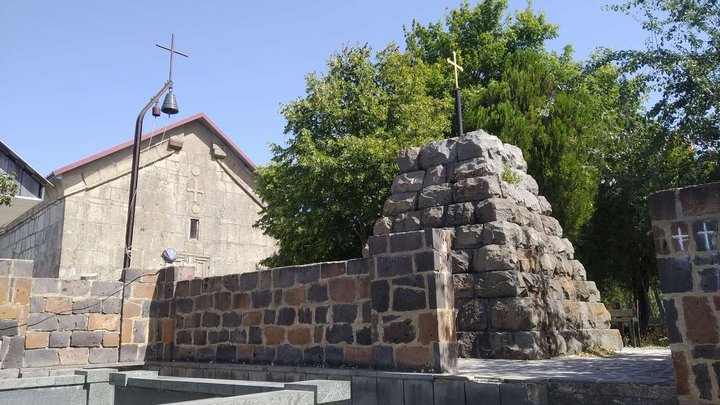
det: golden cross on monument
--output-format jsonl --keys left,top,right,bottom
{"left": 446, "top": 50, "right": 464, "bottom": 137}
{"left": 446, "top": 50, "right": 464, "bottom": 90}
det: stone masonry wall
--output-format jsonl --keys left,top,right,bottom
{"left": 648, "top": 182, "right": 720, "bottom": 404}
{"left": 373, "top": 131, "right": 621, "bottom": 359}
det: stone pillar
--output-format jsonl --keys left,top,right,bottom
{"left": 648, "top": 182, "right": 720, "bottom": 404}
{"left": 368, "top": 228, "right": 457, "bottom": 372}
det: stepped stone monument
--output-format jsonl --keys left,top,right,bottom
{"left": 372, "top": 131, "right": 622, "bottom": 359}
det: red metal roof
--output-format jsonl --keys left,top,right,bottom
{"left": 50, "top": 113, "right": 257, "bottom": 177}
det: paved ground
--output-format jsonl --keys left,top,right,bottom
{"left": 456, "top": 347, "right": 674, "bottom": 385}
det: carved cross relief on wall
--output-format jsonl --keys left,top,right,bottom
{"left": 187, "top": 166, "right": 204, "bottom": 214}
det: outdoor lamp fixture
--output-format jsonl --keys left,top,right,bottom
{"left": 161, "top": 248, "right": 178, "bottom": 264}
{"left": 123, "top": 34, "right": 188, "bottom": 269}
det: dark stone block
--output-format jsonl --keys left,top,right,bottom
{"left": 298, "top": 308, "right": 312, "bottom": 324}
{"left": 296, "top": 265, "right": 320, "bottom": 284}
{"left": 656, "top": 256, "right": 693, "bottom": 293}
{"left": 325, "top": 345, "right": 344, "bottom": 367}
{"left": 194, "top": 330, "right": 207, "bottom": 345}
{"left": 371, "top": 280, "right": 390, "bottom": 312}
{"left": 692, "top": 220, "right": 718, "bottom": 251}
{"left": 222, "top": 275, "right": 239, "bottom": 291}
{"left": 189, "top": 279, "right": 202, "bottom": 295}
{"left": 1, "top": 336, "right": 24, "bottom": 369}
{"left": 252, "top": 346, "right": 275, "bottom": 363}
{"left": 368, "top": 235, "right": 388, "bottom": 255}
{"left": 315, "top": 306, "right": 328, "bottom": 324}
{"left": 303, "top": 346, "right": 324, "bottom": 365}
{"left": 276, "top": 344, "right": 302, "bottom": 366}
{"left": 415, "top": 251, "right": 444, "bottom": 272}
{"left": 273, "top": 289, "right": 283, "bottom": 306}
{"left": 679, "top": 183, "right": 720, "bottom": 217}
{"left": 48, "top": 331, "right": 70, "bottom": 348}
{"left": 662, "top": 299, "right": 683, "bottom": 344}
{"left": 72, "top": 298, "right": 102, "bottom": 314}
{"left": 692, "top": 363, "right": 713, "bottom": 400}
{"left": 648, "top": 189, "right": 677, "bottom": 220}
{"left": 693, "top": 345, "right": 720, "bottom": 360}
{"left": 194, "top": 295, "right": 213, "bottom": 311}
{"left": 393, "top": 288, "right": 426, "bottom": 311}
{"left": 176, "top": 330, "right": 192, "bottom": 345}
{"left": 277, "top": 308, "right": 296, "bottom": 326}
{"left": 0, "top": 320, "right": 18, "bottom": 337}
{"left": 262, "top": 309, "right": 275, "bottom": 324}
{"left": 196, "top": 346, "right": 216, "bottom": 362}
{"left": 362, "top": 301, "right": 371, "bottom": 323}
{"left": 202, "top": 277, "right": 224, "bottom": 293}
{"left": 23, "top": 349, "right": 59, "bottom": 368}
{"left": 222, "top": 312, "right": 242, "bottom": 327}
{"left": 307, "top": 284, "right": 328, "bottom": 303}
{"left": 347, "top": 258, "right": 371, "bottom": 275}
{"left": 373, "top": 346, "right": 395, "bottom": 369}
{"left": 202, "top": 312, "right": 220, "bottom": 327}
{"left": 326, "top": 324, "right": 353, "bottom": 344}
{"left": 383, "top": 319, "right": 415, "bottom": 343}
{"left": 392, "top": 275, "right": 425, "bottom": 288}
{"left": 208, "top": 330, "right": 229, "bottom": 344}
{"left": 321, "top": 262, "right": 346, "bottom": 278}
{"left": 248, "top": 327, "right": 262, "bottom": 345}
{"left": 356, "top": 327, "right": 372, "bottom": 345}
{"left": 699, "top": 268, "right": 720, "bottom": 292}
{"left": 102, "top": 297, "right": 121, "bottom": 314}
{"left": 251, "top": 290, "right": 271, "bottom": 308}
{"left": 376, "top": 255, "right": 413, "bottom": 278}
{"left": 217, "top": 344, "right": 236, "bottom": 362}
{"left": 390, "top": 231, "right": 424, "bottom": 253}
{"left": 695, "top": 253, "right": 720, "bottom": 266}
{"left": 214, "top": 292, "right": 232, "bottom": 311}
{"left": 332, "top": 304, "right": 357, "bottom": 323}
{"left": 71, "top": 331, "right": 102, "bottom": 347}
{"left": 273, "top": 267, "right": 296, "bottom": 288}
{"left": 457, "top": 299, "right": 488, "bottom": 332}
{"left": 230, "top": 329, "right": 247, "bottom": 344}
{"left": 239, "top": 272, "right": 258, "bottom": 291}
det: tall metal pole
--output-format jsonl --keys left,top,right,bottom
{"left": 454, "top": 88, "right": 463, "bottom": 137}
{"left": 123, "top": 80, "right": 173, "bottom": 269}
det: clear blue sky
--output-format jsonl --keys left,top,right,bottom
{"left": 0, "top": 1, "right": 647, "bottom": 175}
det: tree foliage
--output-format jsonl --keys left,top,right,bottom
{"left": 0, "top": 173, "right": 17, "bottom": 206}
{"left": 255, "top": 46, "right": 451, "bottom": 266}
{"left": 607, "top": 0, "right": 720, "bottom": 152}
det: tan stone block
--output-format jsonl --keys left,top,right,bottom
{"left": 25, "top": 331, "right": 49, "bottom": 349}
{"left": 237, "top": 344, "right": 252, "bottom": 362}
{"left": 357, "top": 276, "right": 371, "bottom": 299}
{"left": 682, "top": 296, "right": 720, "bottom": 344}
{"left": 395, "top": 345, "right": 430, "bottom": 370}
{"left": 121, "top": 321, "right": 133, "bottom": 344}
{"left": 671, "top": 350, "right": 691, "bottom": 396}
{"left": 122, "top": 301, "right": 142, "bottom": 318}
{"left": 242, "top": 311, "right": 262, "bottom": 326}
{"left": 287, "top": 327, "right": 311, "bottom": 345}
{"left": 102, "top": 332, "right": 119, "bottom": 347}
{"left": 284, "top": 287, "right": 306, "bottom": 306}
{"left": 141, "top": 274, "right": 159, "bottom": 284}
{"left": 328, "top": 277, "right": 356, "bottom": 303}
{"left": 0, "top": 277, "right": 9, "bottom": 303}
{"left": 45, "top": 296, "right": 73, "bottom": 314}
{"left": 132, "top": 283, "right": 155, "bottom": 299}
{"left": 162, "top": 319, "right": 173, "bottom": 344}
{"left": 264, "top": 326, "right": 285, "bottom": 345}
{"left": 59, "top": 348, "right": 89, "bottom": 365}
{"left": 12, "top": 278, "right": 31, "bottom": 305}
{"left": 233, "top": 293, "right": 251, "bottom": 310}
{"left": 260, "top": 271, "right": 272, "bottom": 289}
{"left": 0, "top": 305, "right": 19, "bottom": 319}
{"left": 345, "top": 346, "right": 373, "bottom": 366}
{"left": 89, "top": 314, "right": 120, "bottom": 331}
{"left": 417, "top": 313, "right": 438, "bottom": 345}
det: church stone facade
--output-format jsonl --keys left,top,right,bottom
{"left": 0, "top": 113, "right": 277, "bottom": 280}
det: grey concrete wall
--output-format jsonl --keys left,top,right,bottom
{"left": 0, "top": 191, "right": 65, "bottom": 277}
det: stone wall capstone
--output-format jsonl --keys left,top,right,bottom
{"left": 373, "top": 131, "right": 622, "bottom": 359}
{"left": 648, "top": 182, "right": 720, "bottom": 404}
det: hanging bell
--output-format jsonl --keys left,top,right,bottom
{"left": 161, "top": 91, "right": 179, "bottom": 115}
{"left": 151, "top": 102, "right": 161, "bottom": 117}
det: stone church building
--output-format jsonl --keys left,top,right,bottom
{"left": 0, "top": 113, "right": 277, "bottom": 280}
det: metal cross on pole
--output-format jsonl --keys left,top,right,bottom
{"left": 123, "top": 34, "right": 188, "bottom": 270}
{"left": 446, "top": 51, "right": 464, "bottom": 137}
{"left": 156, "top": 33, "right": 189, "bottom": 82}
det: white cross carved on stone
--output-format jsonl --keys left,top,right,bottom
{"left": 672, "top": 226, "right": 689, "bottom": 251}
{"left": 187, "top": 179, "right": 204, "bottom": 203}
{"left": 697, "top": 221, "right": 717, "bottom": 251}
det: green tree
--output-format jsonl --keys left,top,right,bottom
{"left": 255, "top": 45, "right": 451, "bottom": 266}
{"left": 608, "top": 0, "right": 720, "bottom": 153}
{"left": 0, "top": 173, "right": 17, "bottom": 206}
{"left": 405, "top": 1, "right": 622, "bottom": 240}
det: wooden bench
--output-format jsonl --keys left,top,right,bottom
{"left": 610, "top": 308, "right": 641, "bottom": 347}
